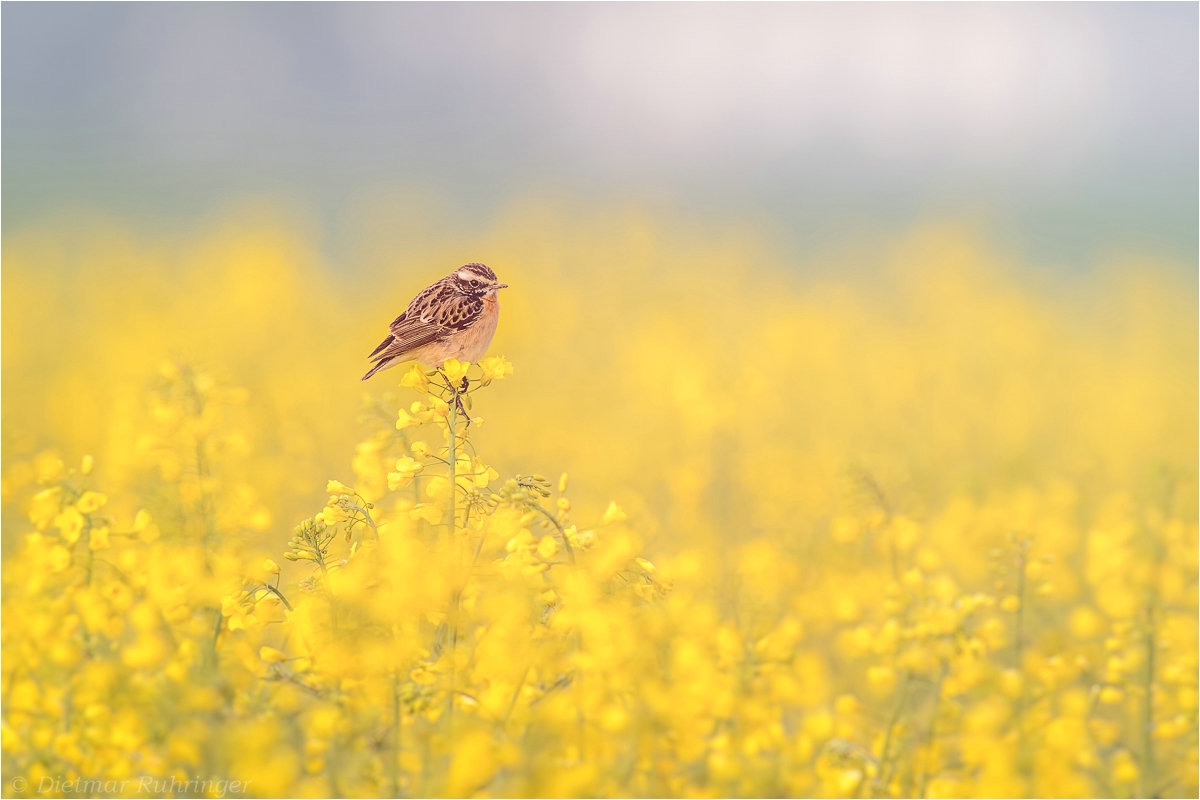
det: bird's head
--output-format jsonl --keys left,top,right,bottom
{"left": 453, "top": 263, "right": 508, "bottom": 297}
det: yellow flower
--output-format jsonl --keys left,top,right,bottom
{"left": 411, "top": 667, "right": 438, "bottom": 685}
{"left": 76, "top": 491, "right": 107, "bottom": 514}
{"left": 400, "top": 365, "right": 430, "bottom": 392}
{"left": 889, "top": 515, "right": 921, "bottom": 552}
{"left": 902, "top": 568, "right": 924, "bottom": 590}
{"left": 537, "top": 536, "right": 559, "bottom": 559}
{"left": 834, "top": 694, "right": 860, "bottom": 714}
{"left": 35, "top": 453, "right": 66, "bottom": 482}
{"left": 867, "top": 666, "right": 897, "bottom": 691}
{"left": 427, "top": 396, "right": 449, "bottom": 418}
{"left": 999, "top": 668, "right": 1023, "bottom": 698}
{"left": 1112, "top": 751, "right": 1139, "bottom": 784}
{"left": 410, "top": 441, "right": 432, "bottom": 459}
{"left": 259, "top": 646, "right": 289, "bottom": 664}
{"left": 28, "top": 487, "right": 62, "bottom": 529}
{"left": 388, "top": 456, "right": 424, "bottom": 491}
{"left": 318, "top": 504, "right": 347, "bottom": 526}
{"left": 88, "top": 526, "right": 111, "bottom": 551}
{"left": 54, "top": 507, "right": 85, "bottom": 545}
{"left": 410, "top": 504, "right": 443, "bottom": 525}
{"left": 1000, "top": 594, "right": 1021, "bottom": 613}
{"left": 424, "top": 477, "right": 452, "bottom": 504}
{"left": 1099, "top": 686, "right": 1125, "bottom": 705}
{"left": 395, "top": 456, "right": 424, "bottom": 477}
{"left": 262, "top": 559, "right": 280, "bottom": 575}
{"left": 80, "top": 454, "right": 94, "bottom": 475}
{"left": 396, "top": 408, "right": 421, "bottom": 430}
{"left": 479, "top": 356, "right": 514, "bottom": 383}
{"left": 470, "top": 457, "right": 498, "bottom": 488}
{"left": 601, "top": 501, "right": 627, "bottom": 524}
{"left": 1068, "top": 605, "right": 1104, "bottom": 638}
{"left": 326, "top": 480, "right": 353, "bottom": 495}
{"left": 442, "top": 358, "right": 471, "bottom": 384}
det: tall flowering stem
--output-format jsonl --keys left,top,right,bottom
{"left": 446, "top": 376, "right": 458, "bottom": 541}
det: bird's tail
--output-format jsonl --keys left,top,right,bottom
{"left": 361, "top": 358, "right": 391, "bottom": 381}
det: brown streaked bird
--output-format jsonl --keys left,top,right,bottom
{"left": 362, "top": 263, "right": 508, "bottom": 381}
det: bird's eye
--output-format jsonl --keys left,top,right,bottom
{"left": 470, "top": 279, "right": 480, "bottom": 287}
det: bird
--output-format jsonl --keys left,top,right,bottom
{"left": 362, "top": 263, "right": 508, "bottom": 381}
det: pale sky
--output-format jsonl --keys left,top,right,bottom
{"left": 3, "top": 2, "right": 1196, "bottom": 266}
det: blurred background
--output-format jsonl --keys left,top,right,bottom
{"left": 2, "top": 2, "right": 1196, "bottom": 544}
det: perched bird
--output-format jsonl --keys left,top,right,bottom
{"left": 362, "top": 263, "right": 508, "bottom": 381}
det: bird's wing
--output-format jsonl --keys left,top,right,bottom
{"left": 389, "top": 280, "right": 448, "bottom": 331}
{"left": 368, "top": 283, "right": 483, "bottom": 364}
{"left": 367, "top": 282, "right": 444, "bottom": 359}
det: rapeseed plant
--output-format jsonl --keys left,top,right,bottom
{"left": 1, "top": 212, "right": 1196, "bottom": 797}
{"left": 3, "top": 355, "right": 1195, "bottom": 798}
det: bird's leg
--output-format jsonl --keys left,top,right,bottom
{"left": 454, "top": 376, "right": 471, "bottom": 426}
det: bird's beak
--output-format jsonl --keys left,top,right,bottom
{"left": 496, "top": 283, "right": 509, "bottom": 289}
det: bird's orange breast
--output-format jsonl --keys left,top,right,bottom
{"left": 453, "top": 295, "right": 500, "bottom": 363}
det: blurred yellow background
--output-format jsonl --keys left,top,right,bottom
{"left": 3, "top": 201, "right": 1194, "bottom": 541}
{"left": 2, "top": 199, "right": 1196, "bottom": 797}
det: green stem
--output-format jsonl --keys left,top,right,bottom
{"left": 872, "top": 670, "right": 911, "bottom": 796}
{"left": 503, "top": 665, "right": 531, "bottom": 726}
{"left": 534, "top": 506, "right": 575, "bottom": 565}
{"left": 471, "top": 525, "right": 487, "bottom": 570}
{"left": 447, "top": 395, "right": 457, "bottom": 541}
{"left": 918, "top": 663, "right": 948, "bottom": 799}
{"left": 263, "top": 583, "right": 294, "bottom": 611}
{"left": 350, "top": 499, "right": 379, "bottom": 540}
{"left": 312, "top": 546, "right": 339, "bottom": 633}
{"left": 445, "top": 377, "right": 459, "bottom": 733}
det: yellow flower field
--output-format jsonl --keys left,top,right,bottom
{"left": 2, "top": 207, "right": 1196, "bottom": 798}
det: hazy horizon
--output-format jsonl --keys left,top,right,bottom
{"left": 4, "top": 2, "right": 1196, "bottom": 271}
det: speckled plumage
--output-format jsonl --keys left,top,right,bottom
{"left": 362, "top": 263, "right": 507, "bottom": 380}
